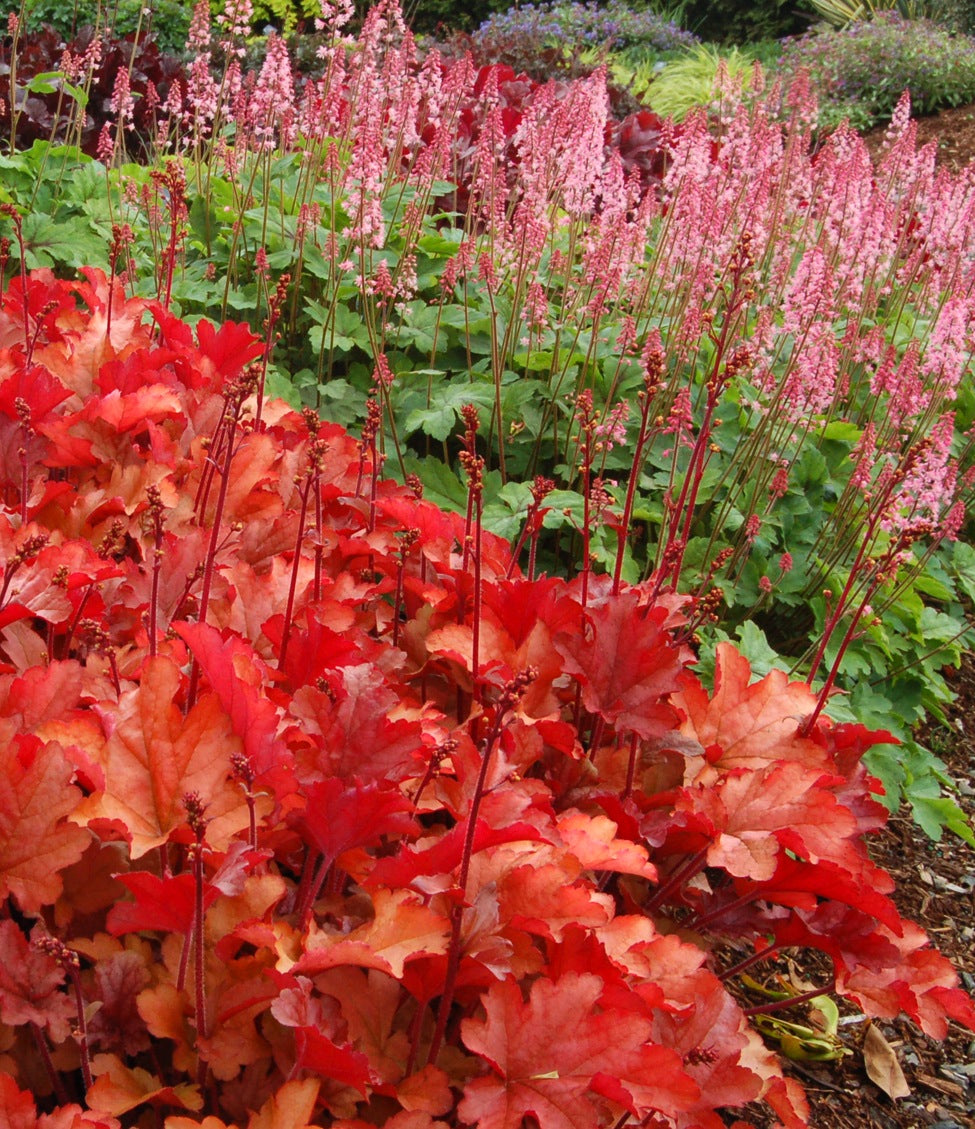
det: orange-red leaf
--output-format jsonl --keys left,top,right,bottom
{"left": 459, "top": 973, "right": 697, "bottom": 1129}
{"left": 0, "top": 732, "right": 90, "bottom": 913}
{"left": 556, "top": 594, "right": 683, "bottom": 738}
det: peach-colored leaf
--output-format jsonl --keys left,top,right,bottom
{"left": 73, "top": 656, "right": 249, "bottom": 856}
{"left": 86, "top": 1055, "right": 203, "bottom": 1117}
{"left": 247, "top": 1079, "right": 320, "bottom": 1129}
{"left": 294, "top": 889, "right": 451, "bottom": 979}
{"left": 0, "top": 733, "right": 90, "bottom": 913}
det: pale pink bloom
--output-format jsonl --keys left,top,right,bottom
{"left": 922, "top": 296, "right": 971, "bottom": 397}
{"left": 396, "top": 253, "right": 417, "bottom": 301}
{"left": 369, "top": 259, "right": 395, "bottom": 300}
{"left": 595, "top": 401, "right": 630, "bottom": 452}
{"left": 942, "top": 501, "right": 966, "bottom": 541}
{"left": 887, "top": 414, "right": 957, "bottom": 529}
{"left": 58, "top": 49, "right": 85, "bottom": 83}
{"left": 186, "top": 54, "right": 219, "bottom": 137}
{"left": 297, "top": 203, "right": 321, "bottom": 242}
{"left": 317, "top": 0, "right": 354, "bottom": 39}
{"left": 82, "top": 35, "right": 102, "bottom": 73}
{"left": 217, "top": 0, "right": 253, "bottom": 57}
{"left": 781, "top": 247, "right": 833, "bottom": 338}
{"left": 477, "top": 253, "right": 496, "bottom": 289}
{"left": 110, "top": 68, "right": 134, "bottom": 130}
{"left": 887, "top": 340, "right": 927, "bottom": 428}
{"left": 781, "top": 322, "right": 839, "bottom": 421}
{"left": 96, "top": 122, "right": 115, "bottom": 164}
{"left": 850, "top": 423, "right": 876, "bottom": 492}
{"left": 250, "top": 33, "right": 296, "bottom": 150}
{"left": 188, "top": 0, "right": 212, "bottom": 52}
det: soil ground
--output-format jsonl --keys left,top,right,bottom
{"left": 859, "top": 102, "right": 975, "bottom": 170}
{"left": 732, "top": 105, "right": 975, "bottom": 1129}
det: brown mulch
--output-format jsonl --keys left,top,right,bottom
{"left": 733, "top": 105, "right": 975, "bottom": 1129}
{"left": 859, "top": 102, "right": 975, "bottom": 170}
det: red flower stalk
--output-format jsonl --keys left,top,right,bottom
{"left": 33, "top": 936, "right": 93, "bottom": 1091}
{"left": 428, "top": 666, "right": 538, "bottom": 1066}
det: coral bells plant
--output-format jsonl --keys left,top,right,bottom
{"left": 0, "top": 270, "right": 973, "bottom": 1128}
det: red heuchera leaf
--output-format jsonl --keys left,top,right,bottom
{"left": 459, "top": 973, "right": 698, "bottom": 1129}
{"left": 0, "top": 660, "right": 85, "bottom": 729}
{"left": 174, "top": 622, "right": 296, "bottom": 803}
{"left": 830, "top": 918, "right": 975, "bottom": 1038}
{"left": 0, "top": 919, "right": 75, "bottom": 1040}
{"left": 294, "top": 889, "right": 451, "bottom": 979}
{"left": 290, "top": 777, "right": 417, "bottom": 869}
{"left": 0, "top": 361, "right": 72, "bottom": 421}
{"left": 85, "top": 950, "right": 152, "bottom": 1055}
{"left": 288, "top": 663, "right": 426, "bottom": 785}
{"left": 556, "top": 592, "right": 684, "bottom": 738}
{"left": 106, "top": 871, "right": 210, "bottom": 936}
{"left": 270, "top": 978, "right": 373, "bottom": 1095}
{"left": 107, "top": 842, "right": 270, "bottom": 937}
{"left": 0, "top": 1073, "right": 121, "bottom": 1129}
{"left": 0, "top": 732, "right": 90, "bottom": 913}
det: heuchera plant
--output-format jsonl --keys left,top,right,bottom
{"left": 0, "top": 270, "right": 973, "bottom": 1129}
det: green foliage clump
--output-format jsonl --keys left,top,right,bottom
{"left": 22, "top": 0, "right": 191, "bottom": 55}
{"left": 238, "top": 0, "right": 320, "bottom": 34}
{"left": 779, "top": 12, "right": 975, "bottom": 131}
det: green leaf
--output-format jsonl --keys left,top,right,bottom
{"left": 906, "top": 791, "right": 974, "bottom": 845}
{"left": 22, "top": 71, "right": 88, "bottom": 108}
{"left": 401, "top": 456, "right": 467, "bottom": 513}
{"left": 820, "top": 419, "right": 861, "bottom": 442}
{"left": 730, "top": 621, "right": 785, "bottom": 678}
{"left": 20, "top": 212, "right": 103, "bottom": 269}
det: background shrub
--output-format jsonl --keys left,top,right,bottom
{"left": 0, "top": 24, "right": 185, "bottom": 155}
{"left": 779, "top": 13, "right": 975, "bottom": 131}
{"left": 21, "top": 0, "right": 192, "bottom": 55}
{"left": 470, "top": 0, "right": 699, "bottom": 54}
{"left": 681, "top": 0, "right": 808, "bottom": 43}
